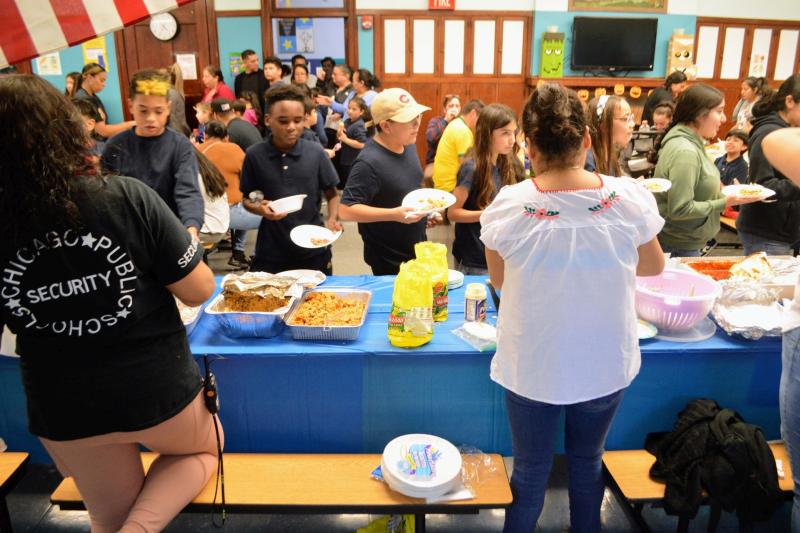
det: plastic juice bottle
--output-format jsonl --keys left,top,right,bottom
{"left": 464, "top": 283, "right": 487, "bottom": 322}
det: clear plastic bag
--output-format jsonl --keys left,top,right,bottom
{"left": 457, "top": 445, "right": 498, "bottom": 492}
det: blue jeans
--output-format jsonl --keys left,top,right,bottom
{"left": 503, "top": 388, "right": 625, "bottom": 533}
{"left": 660, "top": 244, "right": 701, "bottom": 257}
{"left": 454, "top": 260, "right": 488, "bottom": 276}
{"left": 739, "top": 231, "right": 794, "bottom": 257}
{"left": 229, "top": 203, "right": 262, "bottom": 252}
{"left": 781, "top": 326, "right": 800, "bottom": 533}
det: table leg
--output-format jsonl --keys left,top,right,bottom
{"left": 0, "top": 497, "right": 13, "bottom": 533}
{"left": 414, "top": 513, "right": 425, "bottom": 533}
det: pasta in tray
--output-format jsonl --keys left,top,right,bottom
{"left": 288, "top": 292, "right": 366, "bottom": 326}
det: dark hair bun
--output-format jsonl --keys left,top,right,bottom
{"left": 522, "top": 83, "right": 585, "bottom": 163}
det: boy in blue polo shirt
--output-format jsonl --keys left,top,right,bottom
{"left": 715, "top": 129, "right": 749, "bottom": 186}
{"left": 241, "top": 84, "right": 341, "bottom": 274}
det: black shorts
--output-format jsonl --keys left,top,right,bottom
{"left": 250, "top": 248, "right": 333, "bottom": 275}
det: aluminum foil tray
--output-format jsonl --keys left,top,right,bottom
{"left": 204, "top": 293, "right": 294, "bottom": 338}
{"left": 284, "top": 288, "right": 372, "bottom": 341}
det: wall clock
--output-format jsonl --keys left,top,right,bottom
{"left": 150, "top": 13, "right": 178, "bottom": 41}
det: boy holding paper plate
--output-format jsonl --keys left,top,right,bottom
{"left": 241, "top": 84, "right": 341, "bottom": 274}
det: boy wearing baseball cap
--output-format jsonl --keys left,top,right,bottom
{"left": 210, "top": 98, "right": 262, "bottom": 152}
{"left": 339, "top": 88, "right": 435, "bottom": 275}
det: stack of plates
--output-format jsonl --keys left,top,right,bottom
{"left": 381, "top": 434, "right": 462, "bottom": 499}
{"left": 448, "top": 269, "right": 464, "bottom": 290}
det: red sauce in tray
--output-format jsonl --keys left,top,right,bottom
{"left": 686, "top": 260, "right": 740, "bottom": 280}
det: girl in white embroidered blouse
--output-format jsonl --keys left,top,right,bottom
{"left": 479, "top": 82, "right": 665, "bottom": 533}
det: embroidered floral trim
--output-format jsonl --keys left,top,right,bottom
{"left": 588, "top": 191, "right": 620, "bottom": 214}
{"left": 523, "top": 205, "right": 560, "bottom": 219}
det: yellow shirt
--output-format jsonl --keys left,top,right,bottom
{"left": 432, "top": 117, "right": 473, "bottom": 191}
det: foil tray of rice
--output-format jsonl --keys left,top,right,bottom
{"left": 283, "top": 288, "right": 372, "bottom": 341}
{"left": 204, "top": 273, "right": 302, "bottom": 338}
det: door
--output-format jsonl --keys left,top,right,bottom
{"left": 115, "top": 0, "right": 217, "bottom": 125}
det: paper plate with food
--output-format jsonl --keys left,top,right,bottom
{"left": 640, "top": 178, "right": 672, "bottom": 194}
{"left": 402, "top": 189, "right": 456, "bottom": 215}
{"left": 289, "top": 225, "right": 342, "bottom": 249}
{"left": 721, "top": 184, "right": 776, "bottom": 201}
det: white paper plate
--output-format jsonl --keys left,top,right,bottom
{"left": 270, "top": 194, "right": 307, "bottom": 215}
{"left": 382, "top": 434, "right": 462, "bottom": 491}
{"left": 721, "top": 184, "right": 776, "bottom": 201}
{"left": 402, "top": 189, "right": 457, "bottom": 215}
{"left": 637, "top": 319, "right": 658, "bottom": 340}
{"left": 641, "top": 178, "right": 671, "bottom": 194}
{"left": 275, "top": 269, "right": 327, "bottom": 288}
{"left": 448, "top": 269, "right": 464, "bottom": 290}
{"left": 289, "top": 225, "right": 342, "bottom": 249}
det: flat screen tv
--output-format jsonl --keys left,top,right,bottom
{"left": 571, "top": 17, "right": 658, "bottom": 72}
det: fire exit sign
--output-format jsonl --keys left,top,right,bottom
{"left": 429, "top": 0, "right": 455, "bottom": 10}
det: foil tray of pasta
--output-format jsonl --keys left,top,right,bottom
{"left": 284, "top": 288, "right": 372, "bottom": 341}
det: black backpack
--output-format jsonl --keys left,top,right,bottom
{"left": 702, "top": 408, "right": 783, "bottom": 524}
{"left": 646, "top": 399, "right": 783, "bottom": 528}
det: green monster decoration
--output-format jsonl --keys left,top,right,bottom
{"left": 540, "top": 32, "right": 565, "bottom": 78}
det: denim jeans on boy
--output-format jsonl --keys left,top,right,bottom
{"left": 780, "top": 326, "right": 800, "bottom": 532}
{"left": 739, "top": 231, "right": 794, "bottom": 257}
{"left": 503, "top": 388, "right": 625, "bottom": 533}
{"left": 229, "top": 202, "right": 263, "bottom": 252}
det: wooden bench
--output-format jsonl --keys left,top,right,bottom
{"left": 51, "top": 452, "right": 512, "bottom": 532}
{"left": 720, "top": 215, "right": 738, "bottom": 233}
{"left": 1, "top": 452, "right": 29, "bottom": 533}
{"left": 603, "top": 442, "right": 793, "bottom": 532}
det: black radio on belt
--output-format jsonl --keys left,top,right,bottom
{"left": 202, "top": 355, "right": 219, "bottom": 415}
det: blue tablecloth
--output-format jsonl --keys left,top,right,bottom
{"left": 0, "top": 275, "right": 782, "bottom": 463}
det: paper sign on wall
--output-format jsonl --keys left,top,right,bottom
{"left": 278, "top": 18, "right": 315, "bottom": 53}
{"left": 229, "top": 53, "right": 243, "bottom": 76}
{"left": 176, "top": 53, "right": 197, "bottom": 80}
{"left": 82, "top": 37, "right": 108, "bottom": 70}
{"left": 36, "top": 53, "right": 62, "bottom": 76}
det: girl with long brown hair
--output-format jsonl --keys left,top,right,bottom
{"left": 448, "top": 103, "right": 525, "bottom": 274}
{"left": 0, "top": 74, "right": 218, "bottom": 533}
{"left": 585, "top": 95, "right": 634, "bottom": 177}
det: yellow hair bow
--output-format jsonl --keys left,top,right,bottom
{"left": 135, "top": 79, "right": 170, "bottom": 97}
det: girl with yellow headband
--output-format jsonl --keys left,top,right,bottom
{"left": 101, "top": 70, "right": 204, "bottom": 241}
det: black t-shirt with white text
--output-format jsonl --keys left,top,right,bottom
{"left": 1, "top": 175, "right": 203, "bottom": 440}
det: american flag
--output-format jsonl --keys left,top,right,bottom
{"left": 0, "top": 0, "right": 196, "bottom": 68}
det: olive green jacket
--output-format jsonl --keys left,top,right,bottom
{"left": 654, "top": 125, "right": 727, "bottom": 250}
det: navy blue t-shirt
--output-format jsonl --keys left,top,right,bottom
{"left": 340, "top": 118, "right": 367, "bottom": 167}
{"left": 453, "top": 159, "right": 502, "bottom": 269}
{"left": 341, "top": 139, "right": 427, "bottom": 275}
{"left": 101, "top": 127, "right": 204, "bottom": 231}
{"left": 714, "top": 154, "right": 749, "bottom": 186}
{"left": 239, "top": 138, "right": 339, "bottom": 264}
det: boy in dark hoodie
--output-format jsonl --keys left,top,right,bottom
{"left": 735, "top": 75, "right": 800, "bottom": 256}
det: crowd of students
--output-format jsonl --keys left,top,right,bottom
{"left": 4, "top": 48, "right": 800, "bottom": 531}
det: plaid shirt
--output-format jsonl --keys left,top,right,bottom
{"left": 425, "top": 116, "right": 449, "bottom": 165}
